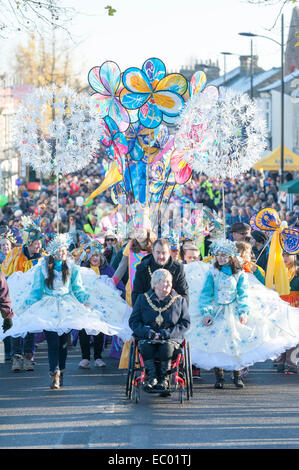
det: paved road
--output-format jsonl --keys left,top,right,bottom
{"left": 1, "top": 340, "right": 299, "bottom": 449}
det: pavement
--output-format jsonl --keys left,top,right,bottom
{"left": 1, "top": 339, "right": 299, "bottom": 449}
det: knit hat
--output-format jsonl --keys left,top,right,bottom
{"left": 251, "top": 230, "right": 268, "bottom": 244}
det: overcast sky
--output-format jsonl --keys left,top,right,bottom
{"left": 1, "top": 0, "right": 296, "bottom": 84}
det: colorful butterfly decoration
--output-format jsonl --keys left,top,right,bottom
{"left": 254, "top": 208, "right": 299, "bottom": 254}
{"left": 120, "top": 57, "right": 188, "bottom": 129}
{"left": 88, "top": 61, "right": 131, "bottom": 132}
{"left": 98, "top": 116, "right": 128, "bottom": 174}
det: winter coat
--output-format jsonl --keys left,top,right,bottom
{"left": 131, "top": 254, "right": 189, "bottom": 307}
{"left": 129, "top": 288, "right": 190, "bottom": 342}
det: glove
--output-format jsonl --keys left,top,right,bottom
{"left": 147, "top": 329, "right": 156, "bottom": 340}
{"left": 2, "top": 317, "right": 13, "bottom": 333}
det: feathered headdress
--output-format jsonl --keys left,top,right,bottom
{"left": 210, "top": 238, "right": 238, "bottom": 257}
{"left": 79, "top": 239, "right": 103, "bottom": 263}
{"left": 0, "top": 227, "right": 17, "bottom": 245}
{"left": 20, "top": 215, "right": 43, "bottom": 246}
{"left": 47, "top": 233, "right": 72, "bottom": 256}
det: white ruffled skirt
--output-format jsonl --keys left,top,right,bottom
{"left": 1, "top": 267, "right": 132, "bottom": 341}
{"left": 184, "top": 261, "right": 299, "bottom": 370}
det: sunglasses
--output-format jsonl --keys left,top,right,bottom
{"left": 106, "top": 238, "right": 116, "bottom": 242}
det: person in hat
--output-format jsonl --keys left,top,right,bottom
{"left": 78, "top": 239, "right": 125, "bottom": 369}
{"left": 0, "top": 229, "right": 16, "bottom": 264}
{"left": 112, "top": 226, "right": 155, "bottom": 307}
{"left": 102, "top": 230, "right": 119, "bottom": 265}
{"left": 112, "top": 214, "right": 156, "bottom": 369}
{"left": 1, "top": 234, "right": 92, "bottom": 389}
{"left": 184, "top": 237, "right": 299, "bottom": 390}
{"left": 251, "top": 230, "right": 269, "bottom": 272}
{"left": 229, "top": 222, "right": 251, "bottom": 243}
{"left": 1, "top": 234, "right": 130, "bottom": 387}
{"left": 1, "top": 216, "right": 44, "bottom": 372}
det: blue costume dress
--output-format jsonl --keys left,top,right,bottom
{"left": 184, "top": 261, "right": 299, "bottom": 371}
{"left": 0, "top": 258, "right": 131, "bottom": 341}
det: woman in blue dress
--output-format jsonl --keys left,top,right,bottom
{"left": 185, "top": 238, "right": 299, "bottom": 390}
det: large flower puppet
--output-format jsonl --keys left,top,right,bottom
{"left": 120, "top": 58, "right": 188, "bottom": 129}
{"left": 14, "top": 85, "right": 100, "bottom": 177}
{"left": 176, "top": 88, "right": 267, "bottom": 179}
{"left": 88, "top": 61, "right": 131, "bottom": 132}
{"left": 99, "top": 116, "right": 128, "bottom": 174}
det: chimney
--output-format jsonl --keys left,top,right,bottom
{"left": 239, "top": 55, "right": 259, "bottom": 76}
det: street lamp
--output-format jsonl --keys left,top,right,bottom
{"left": 220, "top": 52, "right": 233, "bottom": 87}
{"left": 238, "top": 13, "right": 285, "bottom": 183}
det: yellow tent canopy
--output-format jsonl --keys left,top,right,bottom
{"left": 254, "top": 146, "right": 299, "bottom": 171}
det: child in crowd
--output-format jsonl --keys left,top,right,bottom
{"left": 235, "top": 241, "right": 265, "bottom": 284}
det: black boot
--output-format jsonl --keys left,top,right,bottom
{"left": 156, "top": 360, "right": 172, "bottom": 391}
{"left": 214, "top": 367, "right": 225, "bottom": 389}
{"left": 233, "top": 370, "right": 244, "bottom": 388}
{"left": 144, "top": 360, "right": 158, "bottom": 391}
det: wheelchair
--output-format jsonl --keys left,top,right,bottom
{"left": 125, "top": 338, "right": 193, "bottom": 404}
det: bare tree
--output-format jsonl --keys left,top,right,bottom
{"left": 246, "top": 0, "right": 297, "bottom": 29}
{"left": 0, "top": 0, "right": 75, "bottom": 38}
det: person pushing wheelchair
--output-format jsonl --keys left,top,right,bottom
{"left": 129, "top": 269, "right": 190, "bottom": 392}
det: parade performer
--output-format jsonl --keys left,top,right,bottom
{"left": 129, "top": 269, "right": 190, "bottom": 392}
{"left": 184, "top": 238, "right": 299, "bottom": 389}
{"left": 0, "top": 234, "right": 131, "bottom": 381}
{"left": 0, "top": 228, "right": 17, "bottom": 264}
{"left": 77, "top": 239, "right": 125, "bottom": 369}
{"left": 112, "top": 224, "right": 155, "bottom": 307}
{"left": 276, "top": 252, "right": 299, "bottom": 374}
{"left": 112, "top": 207, "right": 156, "bottom": 368}
{"left": 2, "top": 216, "right": 44, "bottom": 372}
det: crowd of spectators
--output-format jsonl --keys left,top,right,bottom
{"left": 0, "top": 148, "right": 297, "bottom": 246}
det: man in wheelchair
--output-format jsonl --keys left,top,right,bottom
{"left": 129, "top": 269, "right": 190, "bottom": 392}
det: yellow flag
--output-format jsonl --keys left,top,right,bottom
{"left": 265, "top": 231, "right": 290, "bottom": 295}
{"left": 84, "top": 162, "right": 123, "bottom": 205}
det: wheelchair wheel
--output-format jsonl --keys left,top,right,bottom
{"left": 126, "top": 341, "right": 136, "bottom": 399}
{"left": 179, "top": 385, "right": 184, "bottom": 404}
{"left": 185, "top": 342, "right": 193, "bottom": 400}
{"left": 132, "top": 383, "right": 141, "bottom": 404}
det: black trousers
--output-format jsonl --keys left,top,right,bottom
{"left": 138, "top": 341, "right": 179, "bottom": 362}
{"left": 79, "top": 329, "right": 104, "bottom": 360}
